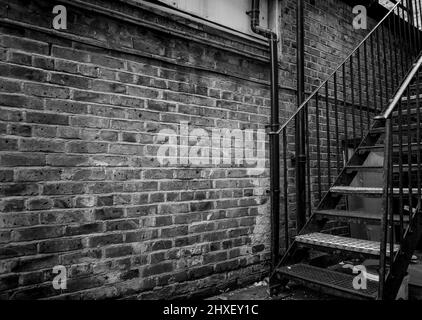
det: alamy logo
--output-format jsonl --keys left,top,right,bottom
{"left": 52, "top": 265, "right": 67, "bottom": 290}
{"left": 52, "top": 5, "right": 67, "bottom": 30}
{"left": 156, "top": 121, "right": 266, "bottom": 175}
{"left": 343, "top": 264, "right": 368, "bottom": 290}
{"left": 353, "top": 5, "right": 367, "bottom": 30}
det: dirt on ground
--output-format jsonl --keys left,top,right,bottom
{"left": 208, "top": 280, "right": 333, "bottom": 300}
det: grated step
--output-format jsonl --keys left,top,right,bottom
{"left": 295, "top": 232, "right": 399, "bottom": 256}
{"left": 315, "top": 209, "right": 409, "bottom": 223}
{"left": 330, "top": 186, "right": 383, "bottom": 197}
{"left": 277, "top": 263, "right": 378, "bottom": 299}
{"left": 330, "top": 186, "right": 421, "bottom": 197}
{"left": 356, "top": 143, "right": 421, "bottom": 152}
{"left": 346, "top": 164, "right": 421, "bottom": 172}
{"left": 371, "top": 123, "right": 421, "bottom": 134}
{"left": 345, "top": 165, "right": 383, "bottom": 172}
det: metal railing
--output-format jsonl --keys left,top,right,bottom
{"left": 274, "top": 0, "right": 422, "bottom": 251}
{"left": 377, "top": 53, "right": 422, "bottom": 298}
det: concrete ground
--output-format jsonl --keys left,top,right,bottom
{"left": 209, "top": 280, "right": 332, "bottom": 300}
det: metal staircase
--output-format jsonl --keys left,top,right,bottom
{"left": 270, "top": 0, "right": 422, "bottom": 300}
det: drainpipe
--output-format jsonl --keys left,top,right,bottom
{"left": 295, "top": 0, "right": 307, "bottom": 231}
{"left": 249, "top": 0, "right": 280, "bottom": 274}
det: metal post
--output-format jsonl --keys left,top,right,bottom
{"left": 295, "top": 0, "right": 307, "bottom": 231}
{"left": 249, "top": 0, "right": 280, "bottom": 272}
{"left": 269, "top": 35, "right": 280, "bottom": 271}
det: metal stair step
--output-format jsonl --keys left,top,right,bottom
{"left": 330, "top": 186, "right": 421, "bottom": 197}
{"left": 277, "top": 263, "right": 378, "bottom": 299}
{"left": 315, "top": 209, "right": 409, "bottom": 223}
{"left": 345, "top": 165, "right": 383, "bottom": 172}
{"left": 371, "top": 123, "right": 421, "bottom": 134}
{"left": 345, "top": 164, "right": 420, "bottom": 172}
{"left": 295, "top": 232, "right": 399, "bottom": 256}
{"left": 330, "top": 186, "right": 383, "bottom": 197}
{"left": 357, "top": 142, "right": 421, "bottom": 152}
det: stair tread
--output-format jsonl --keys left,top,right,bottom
{"left": 315, "top": 209, "right": 409, "bottom": 222}
{"left": 345, "top": 164, "right": 420, "bottom": 171}
{"left": 371, "top": 123, "right": 421, "bottom": 133}
{"left": 278, "top": 263, "right": 378, "bottom": 299}
{"left": 330, "top": 186, "right": 383, "bottom": 195}
{"left": 330, "top": 186, "right": 421, "bottom": 196}
{"left": 345, "top": 165, "right": 383, "bottom": 171}
{"left": 357, "top": 142, "right": 422, "bottom": 151}
{"left": 296, "top": 232, "right": 399, "bottom": 255}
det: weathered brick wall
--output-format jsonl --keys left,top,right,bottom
{"left": 0, "top": 0, "right": 406, "bottom": 299}
{"left": 0, "top": 0, "right": 273, "bottom": 299}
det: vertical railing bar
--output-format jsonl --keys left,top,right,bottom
{"left": 414, "top": 0, "right": 421, "bottom": 51}
{"left": 398, "top": 98, "right": 404, "bottom": 241}
{"left": 412, "top": 0, "right": 419, "bottom": 54}
{"left": 364, "top": 41, "right": 371, "bottom": 130}
{"left": 325, "top": 81, "right": 331, "bottom": 186}
{"left": 389, "top": 116, "right": 394, "bottom": 268}
{"left": 416, "top": 72, "right": 421, "bottom": 209}
{"left": 305, "top": 104, "right": 311, "bottom": 218}
{"left": 315, "top": 94, "right": 322, "bottom": 201}
{"left": 350, "top": 56, "right": 357, "bottom": 149}
{"left": 388, "top": 16, "right": 395, "bottom": 101}
{"left": 400, "top": 4, "right": 409, "bottom": 70}
{"left": 406, "top": 85, "right": 413, "bottom": 233}
{"left": 325, "top": 82, "right": 331, "bottom": 186}
{"left": 382, "top": 24, "right": 389, "bottom": 108}
{"left": 405, "top": 0, "right": 413, "bottom": 65}
{"left": 408, "top": 0, "right": 416, "bottom": 55}
{"left": 389, "top": 117, "right": 394, "bottom": 268}
{"left": 393, "top": 10, "right": 400, "bottom": 88}
{"left": 334, "top": 72, "right": 341, "bottom": 174}
{"left": 371, "top": 35, "right": 378, "bottom": 113}
{"left": 418, "top": 0, "right": 422, "bottom": 48}
{"left": 342, "top": 64, "right": 349, "bottom": 170}
{"left": 377, "top": 28, "right": 384, "bottom": 113}
{"left": 283, "top": 128, "right": 289, "bottom": 251}
{"left": 399, "top": 6, "right": 406, "bottom": 81}
{"left": 357, "top": 47, "right": 364, "bottom": 139}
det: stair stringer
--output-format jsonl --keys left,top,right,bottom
{"left": 382, "top": 208, "right": 422, "bottom": 299}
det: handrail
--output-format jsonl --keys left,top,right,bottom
{"left": 272, "top": 0, "right": 405, "bottom": 135}
{"left": 376, "top": 54, "right": 422, "bottom": 120}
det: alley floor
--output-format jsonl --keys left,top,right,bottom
{"left": 209, "top": 251, "right": 422, "bottom": 300}
{"left": 209, "top": 281, "right": 332, "bottom": 300}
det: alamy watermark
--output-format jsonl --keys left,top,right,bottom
{"left": 52, "top": 265, "right": 67, "bottom": 290}
{"left": 156, "top": 121, "right": 266, "bottom": 175}
{"left": 342, "top": 264, "right": 380, "bottom": 290}
{"left": 353, "top": 5, "right": 368, "bottom": 30}
{"left": 52, "top": 5, "right": 67, "bottom": 30}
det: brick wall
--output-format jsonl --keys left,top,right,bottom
{"left": 0, "top": 0, "right": 401, "bottom": 299}
{"left": 0, "top": 0, "right": 273, "bottom": 299}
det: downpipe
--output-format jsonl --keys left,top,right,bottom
{"left": 249, "top": 0, "right": 281, "bottom": 277}
{"left": 295, "top": 0, "right": 307, "bottom": 232}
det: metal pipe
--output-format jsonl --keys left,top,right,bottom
{"left": 295, "top": 0, "right": 307, "bottom": 231}
{"left": 250, "top": 0, "right": 280, "bottom": 272}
